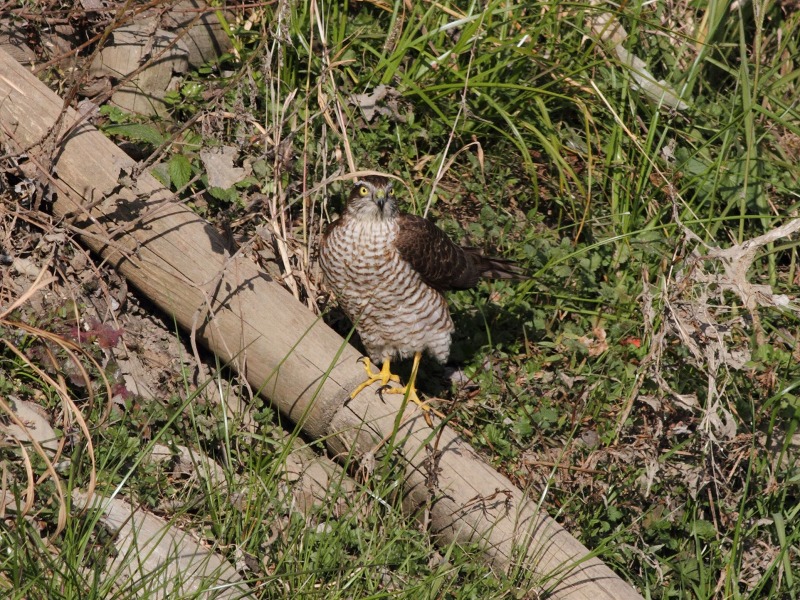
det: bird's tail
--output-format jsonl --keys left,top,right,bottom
{"left": 464, "top": 248, "right": 528, "bottom": 281}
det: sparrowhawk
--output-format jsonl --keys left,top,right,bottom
{"left": 319, "top": 175, "right": 524, "bottom": 421}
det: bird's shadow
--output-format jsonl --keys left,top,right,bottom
{"left": 445, "top": 291, "right": 532, "bottom": 379}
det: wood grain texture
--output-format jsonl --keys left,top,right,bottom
{"left": 0, "top": 48, "right": 642, "bottom": 600}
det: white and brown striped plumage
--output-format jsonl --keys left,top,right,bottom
{"left": 319, "top": 175, "right": 524, "bottom": 414}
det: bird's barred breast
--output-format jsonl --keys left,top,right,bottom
{"left": 320, "top": 220, "right": 453, "bottom": 363}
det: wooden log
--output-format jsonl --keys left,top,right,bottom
{"left": 0, "top": 48, "right": 643, "bottom": 600}
{"left": 71, "top": 489, "right": 256, "bottom": 599}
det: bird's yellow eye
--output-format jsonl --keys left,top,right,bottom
{"left": 358, "top": 185, "right": 370, "bottom": 197}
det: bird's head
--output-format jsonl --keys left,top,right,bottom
{"left": 345, "top": 176, "right": 397, "bottom": 221}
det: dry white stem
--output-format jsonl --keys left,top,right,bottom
{"left": 654, "top": 215, "right": 800, "bottom": 440}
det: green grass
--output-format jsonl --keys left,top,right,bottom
{"left": 2, "top": 0, "right": 800, "bottom": 597}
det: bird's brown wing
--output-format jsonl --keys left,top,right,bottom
{"left": 321, "top": 217, "right": 342, "bottom": 240}
{"left": 394, "top": 214, "right": 525, "bottom": 291}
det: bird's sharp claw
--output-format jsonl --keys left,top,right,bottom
{"left": 350, "top": 358, "right": 400, "bottom": 400}
{"left": 381, "top": 385, "right": 438, "bottom": 426}
{"left": 350, "top": 354, "right": 435, "bottom": 426}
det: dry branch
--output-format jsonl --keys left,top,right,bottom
{"left": 0, "top": 48, "right": 642, "bottom": 600}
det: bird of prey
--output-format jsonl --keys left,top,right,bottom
{"left": 319, "top": 175, "right": 524, "bottom": 422}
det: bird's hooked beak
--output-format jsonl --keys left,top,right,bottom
{"left": 373, "top": 182, "right": 394, "bottom": 216}
{"left": 374, "top": 188, "right": 387, "bottom": 212}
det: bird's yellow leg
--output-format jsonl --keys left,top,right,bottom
{"left": 350, "top": 357, "right": 401, "bottom": 399}
{"left": 381, "top": 351, "right": 436, "bottom": 425}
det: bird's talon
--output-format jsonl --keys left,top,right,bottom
{"left": 350, "top": 358, "right": 401, "bottom": 400}
{"left": 376, "top": 385, "right": 390, "bottom": 404}
{"left": 422, "top": 410, "right": 433, "bottom": 427}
